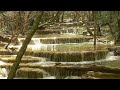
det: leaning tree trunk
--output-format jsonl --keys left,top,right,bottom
{"left": 7, "top": 12, "right": 44, "bottom": 79}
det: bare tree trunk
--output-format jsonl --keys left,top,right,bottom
{"left": 96, "top": 23, "right": 102, "bottom": 36}
{"left": 93, "top": 11, "right": 97, "bottom": 50}
{"left": 61, "top": 12, "right": 64, "bottom": 22}
{"left": 108, "top": 22, "right": 115, "bottom": 40}
{"left": 94, "top": 24, "right": 97, "bottom": 50}
{"left": 7, "top": 12, "right": 44, "bottom": 79}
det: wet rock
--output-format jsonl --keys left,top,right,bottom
{"left": 106, "top": 46, "right": 120, "bottom": 56}
{"left": 107, "top": 47, "right": 115, "bottom": 52}
{"left": 114, "top": 47, "right": 120, "bottom": 56}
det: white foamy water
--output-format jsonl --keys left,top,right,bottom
{"left": 0, "top": 61, "right": 8, "bottom": 78}
{"left": 42, "top": 76, "right": 56, "bottom": 79}
{"left": 0, "top": 77, "right": 7, "bottom": 79}
{"left": 105, "top": 52, "right": 120, "bottom": 60}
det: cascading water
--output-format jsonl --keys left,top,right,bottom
{"left": 0, "top": 61, "right": 8, "bottom": 79}
{"left": 106, "top": 51, "right": 115, "bottom": 59}
{"left": 18, "top": 38, "right": 45, "bottom": 51}
{"left": 2, "top": 22, "right": 116, "bottom": 79}
{"left": 83, "top": 50, "right": 120, "bottom": 69}
{"left": 31, "top": 38, "right": 43, "bottom": 51}
{"left": 32, "top": 39, "right": 40, "bottom": 44}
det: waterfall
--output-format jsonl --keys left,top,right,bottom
{"left": 6, "top": 22, "right": 115, "bottom": 79}
{"left": 106, "top": 51, "right": 120, "bottom": 60}
{"left": 31, "top": 38, "right": 43, "bottom": 51}
{"left": 32, "top": 38, "right": 41, "bottom": 45}
{"left": 0, "top": 61, "right": 8, "bottom": 79}
{"left": 53, "top": 37, "right": 56, "bottom": 44}
{"left": 18, "top": 38, "right": 45, "bottom": 51}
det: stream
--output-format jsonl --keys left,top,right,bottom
{"left": 0, "top": 22, "right": 117, "bottom": 79}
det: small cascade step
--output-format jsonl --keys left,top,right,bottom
{"left": 0, "top": 50, "right": 13, "bottom": 55}
{"left": 19, "top": 37, "right": 93, "bottom": 44}
{"left": 0, "top": 43, "right": 7, "bottom": 47}
{"left": 16, "top": 68, "right": 50, "bottom": 79}
{"left": 36, "top": 30, "right": 60, "bottom": 34}
{"left": 1, "top": 57, "right": 120, "bottom": 79}
{"left": 26, "top": 50, "right": 108, "bottom": 62}
{"left": 0, "top": 64, "right": 88, "bottom": 79}
{"left": 40, "top": 37, "right": 92, "bottom": 44}
{"left": 35, "top": 29, "right": 79, "bottom": 35}
{"left": 51, "top": 22, "right": 82, "bottom": 27}
{"left": 0, "top": 56, "right": 47, "bottom": 63}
